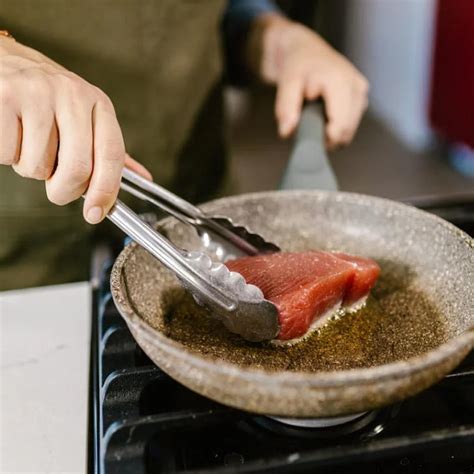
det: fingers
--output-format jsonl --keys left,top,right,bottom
{"left": 45, "top": 102, "right": 92, "bottom": 205}
{"left": 12, "top": 107, "right": 58, "bottom": 179}
{"left": 82, "top": 98, "right": 125, "bottom": 224}
{"left": 275, "top": 72, "right": 305, "bottom": 138}
{"left": 322, "top": 73, "right": 369, "bottom": 150}
{"left": 0, "top": 109, "right": 22, "bottom": 165}
{"left": 1, "top": 50, "right": 129, "bottom": 223}
{"left": 347, "top": 78, "right": 369, "bottom": 136}
{"left": 323, "top": 82, "right": 353, "bottom": 150}
{"left": 124, "top": 153, "right": 153, "bottom": 181}
{"left": 275, "top": 70, "right": 368, "bottom": 147}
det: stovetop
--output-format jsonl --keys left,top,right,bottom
{"left": 89, "top": 196, "right": 474, "bottom": 474}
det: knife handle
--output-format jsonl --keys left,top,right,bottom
{"left": 279, "top": 102, "right": 339, "bottom": 191}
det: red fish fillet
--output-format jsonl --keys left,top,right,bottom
{"left": 225, "top": 251, "right": 380, "bottom": 342}
{"left": 332, "top": 253, "right": 381, "bottom": 305}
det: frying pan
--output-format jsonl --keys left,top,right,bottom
{"left": 110, "top": 107, "right": 474, "bottom": 418}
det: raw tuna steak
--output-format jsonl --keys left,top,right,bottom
{"left": 225, "top": 251, "right": 380, "bottom": 342}
{"left": 332, "top": 253, "right": 381, "bottom": 306}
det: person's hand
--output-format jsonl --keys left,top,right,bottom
{"left": 247, "top": 14, "right": 369, "bottom": 149}
{"left": 0, "top": 37, "right": 151, "bottom": 223}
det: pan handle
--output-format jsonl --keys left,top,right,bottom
{"left": 279, "top": 102, "right": 339, "bottom": 191}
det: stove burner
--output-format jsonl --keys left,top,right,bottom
{"left": 90, "top": 195, "right": 474, "bottom": 473}
{"left": 249, "top": 405, "right": 401, "bottom": 440}
{"left": 269, "top": 411, "right": 368, "bottom": 428}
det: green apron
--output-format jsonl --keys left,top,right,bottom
{"left": 0, "top": 0, "right": 229, "bottom": 290}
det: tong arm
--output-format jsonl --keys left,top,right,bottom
{"left": 121, "top": 168, "right": 202, "bottom": 223}
{"left": 107, "top": 199, "right": 237, "bottom": 312}
{"left": 120, "top": 168, "right": 270, "bottom": 256}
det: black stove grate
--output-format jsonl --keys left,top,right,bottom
{"left": 89, "top": 197, "right": 474, "bottom": 474}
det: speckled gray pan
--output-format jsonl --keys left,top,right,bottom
{"left": 111, "top": 191, "right": 474, "bottom": 417}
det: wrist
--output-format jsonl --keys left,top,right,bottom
{"left": 246, "top": 13, "right": 296, "bottom": 83}
{"left": 0, "top": 33, "right": 21, "bottom": 57}
{"left": 0, "top": 38, "right": 64, "bottom": 72}
{"left": 0, "top": 30, "right": 15, "bottom": 40}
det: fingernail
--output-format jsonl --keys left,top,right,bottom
{"left": 86, "top": 206, "right": 103, "bottom": 224}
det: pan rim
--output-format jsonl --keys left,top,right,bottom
{"left": 110, "top": 189, "right": 474, "bottom": 388}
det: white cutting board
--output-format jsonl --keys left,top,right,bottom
{"left": 0, "top": 282, "right": 90, "bottom": 473}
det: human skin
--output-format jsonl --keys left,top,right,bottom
{"left": 0, "top": 14, "right": 368, "bottom": 223}
{"left": 246, "top": 13, "right": 369, "bottom": 149}
{"left": 0, "top": 37, "right": 151, "bottom": 224}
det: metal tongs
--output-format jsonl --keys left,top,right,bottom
{"left": 107, "top": 103, "right": 332, "bottom": 342}
{"left": 108, "top": 168, "right": 280, "bottom": 342}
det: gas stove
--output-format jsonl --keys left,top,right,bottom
{"left": 88, "top": 195, "right": 474, "bottom": 473}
